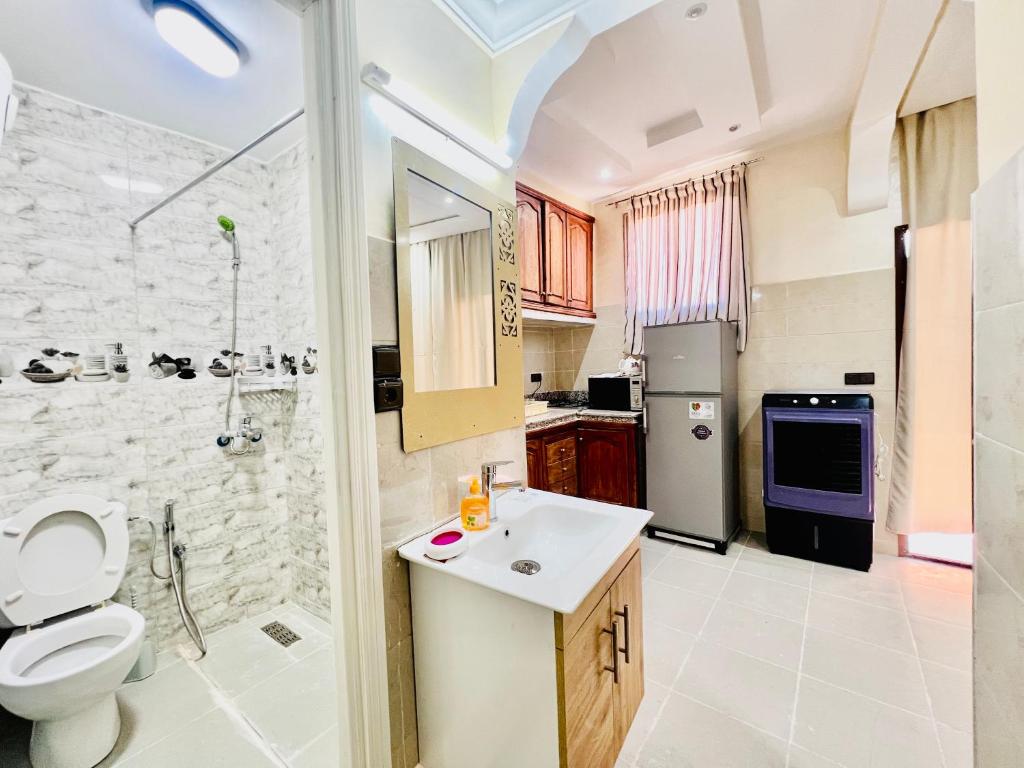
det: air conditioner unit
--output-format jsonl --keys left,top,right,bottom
{"left": 1, "top": 52, "right": 17, "bottom": 150}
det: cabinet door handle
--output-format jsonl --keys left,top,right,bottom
{"left": 601, "top": 623, "right": 619, "bottom": 684}
{"left": 615, "top": 605, "right": 631, "bottom": 664}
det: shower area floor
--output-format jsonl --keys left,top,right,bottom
{"left": 2, "top": 603, "right": 337, "bottom": 768}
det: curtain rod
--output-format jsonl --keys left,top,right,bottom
{"left": 129, "top": 107, "right": 305, "bottom": 229}
{"left": 606, "top": 156, "right": 765, "bottom": 207}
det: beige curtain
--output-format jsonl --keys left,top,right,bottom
{"left": 887, "top": 98, "right": 976, "bottom": 535}
{"left": 410, "top": 229, "right": 494, "bottom": 392}
{"left": 623, "top": 166, "right": 750, "bottom": 354}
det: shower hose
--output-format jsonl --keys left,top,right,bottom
{"left": 144, "top": 517, "right": 208, "bottom": 658}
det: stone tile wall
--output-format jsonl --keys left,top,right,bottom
{"left": 0, "top": 85, "right": 327, "bottom": 650}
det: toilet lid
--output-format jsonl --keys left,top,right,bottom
{"left": 0, "top": 494, "right": 129, "bottom": 627}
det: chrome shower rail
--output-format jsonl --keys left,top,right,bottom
{"left": 129, "top": 107, "right": 305, "bottom": 229}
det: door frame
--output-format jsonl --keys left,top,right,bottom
{"left": 285, "top": 1, "right": 393, "bottom": 765}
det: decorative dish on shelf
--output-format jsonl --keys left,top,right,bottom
{"left": 21, "top": 369, "right": 72, "bottom": 383}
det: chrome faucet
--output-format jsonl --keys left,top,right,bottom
{"left": 481, "top": 460, "right": 524, "bottom": 522}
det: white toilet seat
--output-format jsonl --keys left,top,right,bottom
{"left": 0, "top": 494, "right": 129, "bottom": 627}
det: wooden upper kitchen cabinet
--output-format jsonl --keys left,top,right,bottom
{"left": 516, "top": 187, "right": 544, "bottom": 304}
{"left": 566, "top": 213, "right": 593, "bottom": 312}
{"left": 516, "top": 182, "right": 595, "bottom": 317}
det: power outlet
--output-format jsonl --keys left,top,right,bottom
{"left": 530, "top": 372, "right": 542, "bottom": 383}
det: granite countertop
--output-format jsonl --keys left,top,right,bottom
{"left": 525, "top": 406, "right": 642, "bottom": 432}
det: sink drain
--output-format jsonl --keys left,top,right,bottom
{"left": 511, "top": 559, "right": 541, "bottom": 575}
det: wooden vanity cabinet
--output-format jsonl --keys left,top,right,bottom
{"left": 516, "top": 182, "right": 595, "bottom": 317}
{"left": 555, "top": 539, "right": 644, "bottom": 768}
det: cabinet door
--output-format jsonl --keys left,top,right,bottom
{"left": 526, "top": 437, "right": 545, "bottom": 490}
{"left": 559, "top": 592, "right": 616, "bottom": 768}
{"left": 517, "top": 188, "right": 544, "bottom": 304}
{"left": 578, "top": 425, "right": 637, "bottom": 506}
{"left": 566, "top": 213, "right": 593, "bottom": 312}
{"left": 610, "top": 552, "right": 644, "bottom": 755}
{"left": 544, "top": 202, "right": 569, "bottom": 307}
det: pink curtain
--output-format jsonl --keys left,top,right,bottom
{"left": 623, "top": 166, "right": 750, "bottom": 354}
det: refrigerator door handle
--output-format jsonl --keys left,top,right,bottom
{"left": 642, "top": 403, "right": 648, "bottom": 434}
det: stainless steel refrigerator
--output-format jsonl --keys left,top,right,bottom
{"left": 644, "top": 320, "right": 740, "bottom": 553}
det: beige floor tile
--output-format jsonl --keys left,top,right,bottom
{"left": 617, "top": 681, "right": 670, "bottom": 766}
{"left": 902, "top": 582, "right": 972, "bottom": 627}
{"left": 637, "top": 693, "right": 787, "bottom": 767}
{"left": 921, "top": 661, "right": 973, "bottom": 733}
{"left": 98, "top": 660, "right": 217, "bottom": 765}
{"left": 732, "top": 548, "right": 812, "bottom": 588}
{"left": 937, "top": 722, "right": 974, "bottom": 768}
{"left": 801, "top": 627, "right": 930, "bottom": 715}
{"left": 909, "top": 614, "right": 972, "bottom": 671}
{"left": 674, "top": 640, "right": 797, "bottom": 739}
{"left": 642, "top": 622, "right": 696, "bottom": 687}
{"left": 700, "top": 601, "right": 804, "bottom": 671}
{"left": 647, "top": 556, "right": 731, "bottom": 598}
{"left": 872, "top": 555, "right": 972, "bottom": 595}
{"left": 662, "top": 534, "right": 745, "bottom": 565}
{"left": 115, "top": 707, "right": 281, "bottom": 768}
{"left": 812, "top": 564, "right": 904, "bottom": 611}
{"left": 720, "top": 571, "right": 809, "bottom": 622}
{"left": 642, "top": 578, "right": 716, "bottom": 635}
{"left": 292, "top": 725, "right": 340, "bottom": 768}
{"left": 793, "top": 677, "right": 943, "bottom": 768}
{"left": 806, "top": 592, "right": 915, "bottom": 655}
{"left": 640, "top": 545, "right": 669, "bottom": 577}
{"left": 234, "top": 647, "right": 338, "bottom": 762}
{"left": 787, "top": 745, "right": 845, "bottom": 767}
{"left": 201, "top": 616, "right": 329, "bottom": 697}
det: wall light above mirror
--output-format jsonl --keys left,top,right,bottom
{"left": 393, "top": 139, "right": 522, "bottom": 452}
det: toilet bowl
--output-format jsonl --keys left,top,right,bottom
{"left": 0, "top": 494, "right": 145, "bottom": 768}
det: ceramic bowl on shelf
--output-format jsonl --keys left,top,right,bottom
{"left": 208, "top": 366, "right": 233, "bottom": 378}
{"left": 21, "top": 369, "right": 71, "bottom": 384}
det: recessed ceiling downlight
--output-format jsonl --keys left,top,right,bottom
{"left": 154, "top": 0, "right": 240, "bottom": 78}
{"left": 685, "top": 3, "right": 708, "bottom": 20}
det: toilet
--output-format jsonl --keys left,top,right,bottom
{"left": 0, "top": 494, "right": 145, "bottom": 768}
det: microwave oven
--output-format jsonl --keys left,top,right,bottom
{"left": 588, "top": 374, "right": 643, "bottom": 412}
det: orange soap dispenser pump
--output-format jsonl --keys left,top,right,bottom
{"left": 460, "top": 477, "right": 490, "bottom": 531}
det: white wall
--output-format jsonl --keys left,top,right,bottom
{"left": 975, "top": 0, "right": 1024, "bottom": 182}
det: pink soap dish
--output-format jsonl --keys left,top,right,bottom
{"left": 424, "top": 528, "right": 469, "bottom": 562}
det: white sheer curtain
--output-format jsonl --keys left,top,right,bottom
{"left": 622, "top": 166, "right": 751, "bottom": 354}
{"left": 887, "top": 98, "right": 976, "bottom": 535}
{"left": 409, "top": 228, "right": 494, "bottom": 391}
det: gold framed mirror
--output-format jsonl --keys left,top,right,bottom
{"left": 392, "top": 139, "right": 522, "bottom": 451}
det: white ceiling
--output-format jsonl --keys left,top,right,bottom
{"left": 518, "top": 0, "right": 977, "bottom": 203}
{"left": 433, "top": 0, "right": 586, "bottom": 53}
{"left": 0, "top": 0, "right": 304, "bottom": 161}
{"left": 901, "top": 0, "right": 976, "bottom": 117}
{"left": 408, "top": 171, "right": 491, "bottom": 243}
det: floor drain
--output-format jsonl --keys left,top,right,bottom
{"left": 511, "top": 559, "right": 541, "bottom": 575}
{"left": 261, "top": 621, "right": 302, "bottom": 647}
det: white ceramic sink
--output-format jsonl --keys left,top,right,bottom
{"left": 398, "top": 489, "right": 652, "bottom": 614}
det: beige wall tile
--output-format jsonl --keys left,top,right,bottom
{"left": 973, "top": 151, "right": 1024, "bottom": 312}
{"left": 975, "top": 303, "right": 1024, "bottom": 452}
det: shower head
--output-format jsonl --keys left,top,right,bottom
{"left": 217, "top": 215, "right": 235, "bottom": 233}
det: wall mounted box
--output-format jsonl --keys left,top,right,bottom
{"left": 372, "top": 345, "right": 401, "bottom": 378}
{"left": 374, "top": 379, "right": 403, "bottom": 412}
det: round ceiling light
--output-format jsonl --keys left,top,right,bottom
{"left": 685, "top": 3, "right": 708, "bottom": 20}
{"left": 154, "top": 0, "right": 240, "bottom": 78}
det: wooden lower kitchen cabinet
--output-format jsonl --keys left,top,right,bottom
{"left": 526, "top": 419, "right": 642, "bottom": 507}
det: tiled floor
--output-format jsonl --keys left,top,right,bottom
{"left": 1, "top": 603, "right": 337, "bottom": 768}
{"left": 622, "top": 533, "right": 974, "bottom": 768}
